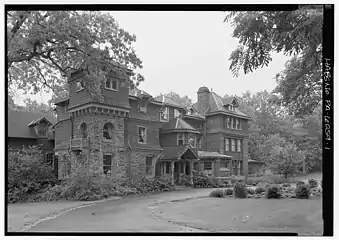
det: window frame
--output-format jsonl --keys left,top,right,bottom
{"left": 76, "top": 82, "right": 84, "bottom": 92}
{"left": 188, "top": 136, "right": 196, "bottom": 148}
{"left": 103, "top": 122, "right": 114, "bottom": 141}
{"left": 103, "top": 154, "right": 113, "bottom": 176}
{"left": 80, "top": 122, "right": 88, "bottom": 138}
{"left": 232, "top": 118, "right": 236, "bottom": 129}
{"left": 138, "top": 126, "right": 147, "bottom": 144}
{"left": 225, "top": 138, "right": 230, "bottom": 152}
{"left": 138, "top": 102, "right": 147, "bottom": 113}
{"left": 160, "top": 107, "right": 169, "bottom": 122}
{"left": 174, "top": 109, "right": 180, "bottom": 118}
{"left": 177, "top": 133, "right": 185, "bottom": 146}
{"left": 145, "top": 156, "right": 153, "bottom": 175}
{"left": 105, "top": 79, "right": 119, "bottom": 91}
{"left": 236, "top": 118, "right": 241, "bottom": 130}
{"left": 227, "top": 117, "right": 231, "bottom": 128}
{"left": 237, "top": 139, "right": 242, "bottom": 152}
{"left": 204, "top": 161, "right": 212, "bottom": 170}
{"left": 231, "top": 139, "right": 236, "bottom": 152}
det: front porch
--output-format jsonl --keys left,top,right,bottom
{"left": 156, "top": 144, "right": 199, "bottom": 185}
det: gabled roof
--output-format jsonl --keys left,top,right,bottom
{"left": 222, "top": 96, "right": 239, "bottom": 107}
{"left": 161, "top": 144, "right": 199, "bottom": 160}
{"left": 8, "top": 110, "right": 57, "bottom": 139}
{"left": 205, "top": 92, "right": 250, "bottom": 118}
{"left": 129, "top": 87, "right": 153, "bottom": 99}
{"left": 161, "top": 118, "right": 200, "bottom": 133}
{"left": 28, "top": 117, "right": 52, "bottom": 127}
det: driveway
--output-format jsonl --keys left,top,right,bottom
{"left": 23, "top": 188, "right": 212, "bottom": 232}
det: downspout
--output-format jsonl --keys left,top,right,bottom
{"left": 127, "top": 139, "right": 132, "bottom": 180}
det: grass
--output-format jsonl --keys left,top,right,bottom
{"left": 156, "top": 196, "right": 322, "bottom": 235}
{"left": 247, "top": 172, "right": 322, "bottom": 185}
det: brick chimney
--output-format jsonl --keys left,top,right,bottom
{"left": 197, "top": 86, "right": 210, "bottom": 115}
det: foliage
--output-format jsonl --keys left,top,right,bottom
{"left": 246, "top": 187, "right": 255, "bottom": 195}
{"left": 224, "top": 6, "right": 323, "bottom": 116}
{"left": 209, "top": 189, "right": 226, "bottom": 198}
{"left": 155, "top": 91, "right": 193, "bottom": 109}
{"left": 233, "top": 182, "right": 247, "bottom": 198}
{"left": 255, "top": 186, "right": 266, "bottom": 194}
{"left": 282, "top": 183, "right": 291, "bottom": 187}
{"left": 7, "top": 11, "right": 144, "bottom": 100}
{"left": 8, "top": 146, "right": 57, "bottom": 203}
{"left": 295, "top": 184, "right": 310, "bottom": 199}
{"left": 308, "top": 178, "right": 318, "bottom": 189}
{"left": 193, "top": 175, "right": 221, "bottom": 188}
{"left": 225, "top": 188, "right": 234, "bottom": 195}
{"left": 266, "top": 185, "right": 282, "bottom": 199}
{"left": 296, "top": 181, "right": 306, "bottom": 188}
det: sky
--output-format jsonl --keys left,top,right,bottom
{"left": 13, "top": 11, "right": 292, "bottom": 106}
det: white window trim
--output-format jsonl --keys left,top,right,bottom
{"left": 138, "top": 126, "right": 147, "bottom": 144}
{"left": 237, "top": 139, "right": 242, "bottom": 152}
{"left": 225, "top": 138, "right": 229, "bottom": 152}
{"left": 227, "top": 117, "right": 231, "bottom": 128}
{"left": 105, "top": 79, "right": 119, "bottom": 91}
{"left": 160, "top": 107, "right": 169, "bottom": 122}
{"left": 177, "top": 133, "right": 185, "bottom": 146}
{"left": 236, "top": 119, "right": 240, "bottom": 130}
{"left": 231, "top": 139, "right": 236, "bottom": 152}
{"left": 76, "top": 82, "right": 84, "bottom": 92}
{"left": 174, "top": 109, "right": 180, "bottom": 118}
{"left": 230, "top": 118, "right": 234, "bottom": 129}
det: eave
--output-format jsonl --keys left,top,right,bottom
{"left": 205, "top": 110, "right": 251, "bottom": 120}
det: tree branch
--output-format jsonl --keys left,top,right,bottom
{"left": 10, "top": 11, "right": 31, "bottom": 38}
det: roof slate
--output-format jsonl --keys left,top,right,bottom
{"left": 161, "top": 118, "right": 198, "bottom": 132}
{"left": 8, "top": 110, "right": 57, "bottom": 139}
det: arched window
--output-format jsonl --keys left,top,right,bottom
{"left": 80, "top": 122, "right": 88, "bottom": 138}
{"left": 103, "top": 122, "right": 114, "bottom": 140}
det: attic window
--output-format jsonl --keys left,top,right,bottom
{"left": 228, "top": 105, "right": 234, "bottom": 111}
{"left": 160, "top": 107, "right": 169, "bottom": 122}
{"left": 138, "top": 101, "right": 147, "bottom": 113}
{"left": 105, "top": 79, "right": 118, "bottom": 91}
{"left": 37, "top": 125, "right": 47, "bottom": 137}
{"left": 76, "top": 82, "right": 84, "bottom": 91}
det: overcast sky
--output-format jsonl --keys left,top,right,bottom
{"left": 13, "top": 11, "right": 291, "bottom": 105}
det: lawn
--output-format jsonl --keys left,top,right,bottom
{"left": 155, "top": 196, "right": 322, "bottom": 235}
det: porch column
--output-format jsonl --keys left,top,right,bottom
{"left": 215, "top": 159, "right": 220, "bottom": 178}
{"left": 190, "top": 161, "right": 194, "bottom": 185}
{"left": 183, "top": 160, "right": 186, "bottom": 175}
{"left": 171, "top": 161, "right": 175, "bottom": 185}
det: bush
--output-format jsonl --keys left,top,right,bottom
{"left": 225, "top": 188, "right": 233, "bottom": 195}
{"left": 295, "top": 184, "right": 310, "bottom": 199}
{"left": 266, "top": 185, "right": 282, "bottom": 199}
{"left": 282, "top": 183, "right": 291, "bottom": 187}
{"left": 296, "top": 181, "right": 306, "bottom": 188}
{"left": 8, "top": 147, "right": 58, "bottom": 203}
{"left": 233, "top": 182, "right": 247, "bottom": 198}
{"left": 209, "top": 189, "right": 226, "bottom": 198}
{"left": 255, "top": 186, "right": 266, "bottom": 194}
{"left": 308, "top": 178, "right": 318, "bottom": 189}
{"left": 246, "top": 187, "right": 255, "bottom": 195}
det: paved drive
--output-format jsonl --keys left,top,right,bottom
{"left": 26, "top": 189, "right": 212, "bottom": 232}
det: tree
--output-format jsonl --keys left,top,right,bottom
{"left": 23, "top": 98, "right": 55, "bottom": 116}
{"left": 224, "top": 5, "right": 323, "bottom": 116}
{"left": 7, "top": 11, "right": 144, "bottom": 100}
{"left": 156, "top": 91, "right": 193, "bottom": 109}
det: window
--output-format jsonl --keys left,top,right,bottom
{"left": 177, "top": 133, "right": 184, "bottom": 146}
{"left": 146, "top": 156, "right": 153, "bottom": 175}
{"left": 237, "top": 139, "right": 241, "bottom": 152}
{"left": 103, "top": 155, "right": 112, "bottom": 176}
{"left": 37, "top": 126, "right": 47, "bottom": 136}
{"left": 103, "top": 122, "right": 114, "bottom": 140}
{"left": 197, "top": 137, "right": 202, "bottom": 149}
{"left": 232, "top": 118, "right": 236, "bottom": 129}
{"left": 76, "top": 82, "right": 84, "bottom": 91}
{"left": 225, "top": 138, "right": 229, "bottom": 152}
{"left": 138, "top": 102, "right": 147, "bottom": 113}
{"left": 231, "top": 139, "right": 236, "bottom": 152}
{"left": 160, "top": 107, "right": 169, "bottom": 121}
{"left": 105, "top": 79, "right": 118, "bottom": 91}
{"left": 138, "top": 126, "right": 147, "bottom": 144}
{"left": 165, "top": 162, "right": 170, "bottom": 173}
{"left": 236, "top": 119, "right": 241, "bottom": 130}
{"left": 227, "top": 117, "right": 231, "bottom": 128}
{"left": 80, "top": 122, "right": 88, "bottom": 138}
{"left": 223, "top": 161, "right": 230, "bottom": 169}
{"left": 228, "top": 105, "right": 234, "bottom": 111}
{"left": 46, "top": 153, "right": 54, "bottom": 170}
{"left": 174, "top": 109, "right": 180, "bottom": 118}
{"left": 188, "top": 136, "right": 196, "bottom": 148}
{"left": 204, "top": 161, "right": 212, "bottom": 170}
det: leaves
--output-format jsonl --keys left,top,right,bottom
{"left": 225, "top": 5, "right": 323, "bottom": 117}
{"left": 7, "top": 11, "right": 144, "bottom": 99}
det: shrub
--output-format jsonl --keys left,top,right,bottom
{"left": 246, "top": 178, "right": 254, "bottom": 185}
{"left": 233, "top": 182, "right": 247, "bottom": 198}
{"left": 308, "top": 178, "right": 318, "bottom": 189}
{"left": 295, "top": 184, "right": 310, "bottom": 199}
{"left": 266, "top": 185, "right": 282, "bottom": 199}
{"left": 225, "top": 188, "right": 233, "bottom": 195}
{"left": 8, "top": 147, "right": 57, "bottom": 203}
{"left": 255, "top": 186, "right": 266, "bottom": 194}
{"left": 209, "top": 189, "right": 226, "bottom": 198}
{"left": 247, "top": 188, "right": 255, "bottom": 195}
{"left": 296, "top": 181, "right": 306, "bottom": 188}
{"left": 282, "top": 183, "right": 291, "bottom": 187}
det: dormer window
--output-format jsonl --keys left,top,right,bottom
{"left": 228, "top": 105, "right": 234, "bottom": 111}
{"left": 160, "top": 107, "right": 169, "bottom": 122}
{"left": 174, "top": 109, "right": 180, "bottom": 118}
{"left": 76, "top": 82, "right": 84, "bottom": 92}
{"left": 105, "top": 79, "right": 118, "bottom": 91}
{"left": 138, "top": 101, "right": 147, "bottom": 113}
{"left": 37, "top": 125, "right": 47, "bottom": 137}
